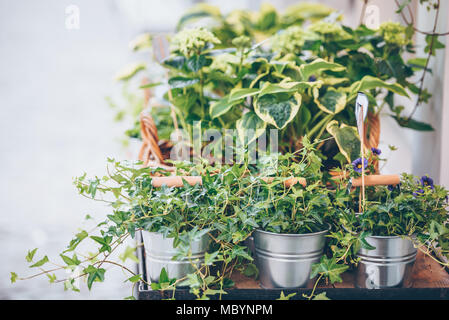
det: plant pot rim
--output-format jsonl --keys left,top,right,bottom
{"left": 255, "top": 223, "right": 330, "bottom": 237}
{"left": 362, "top": 234, "right": 415, "bottom": 240}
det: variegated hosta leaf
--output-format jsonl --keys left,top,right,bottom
{"left": 299, "top": 58, "right": 345, "bottom": 80}
{"left": 236, "top": 111, "right": 267, "bottom": 145}
{"left": 229, "top": 87, "right": 261, "bottom": 102}
{"left": 114, "top": 62, "right": 146, "bottom": 81}
{"left": 313, "top": 88, "right": 347, "bottom": 114}
{"left": 254, "top": 93, "right": 302, "bottom": 129}
{"left": 349, "top": 75, "right": 409, "bottom": 101}
{"left": 326, "top": 120, "right": 360, "bottom": 162}
{"left": 258, "top": 81, "right": 315, "bottom": 97}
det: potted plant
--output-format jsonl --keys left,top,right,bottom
{"left": 246, "top": 137, "right": 335, "bottom": 289}
{"left": 329, "top": 148, "right": 449, "bottom": 289}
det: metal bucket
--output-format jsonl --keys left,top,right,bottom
{"left": 141, "top": 230, "right": 210, "bottom": 283}
{"left": 253, "top": 227, "right": 329, "bottom": 289}
{"left": 356, "top": 235, "right": 417, "bottom": 289}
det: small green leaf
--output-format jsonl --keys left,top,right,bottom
{"left": 47, "top": 273, "right": 57, "bottom": 283}
{"left": 210, "top": 95, "right": 243, "bottom": 119}
{"left": 29, "top": 256, "right": 49, "bottom": 268}
{"left": 83, "top": 265, "right": 106, "bottom": 290}
{"left": 10, "top": 272, "right": 18, "bottom": 283}
{"left": 26, "top": 248, "right": 38, "bottom": 263}
{"left": 126, "top": 274, "right": 142, "bottom": 283}
{"left": 159, "top": 267, "right": 169, "bottom": 284}
{"left": 204, "top": 251, "right": 220, "bottom": 266}
{"left": 313, "top": 292, "right": 330, "bottom": 300}
{"left": 277, "top": 291, "right": 297, "bottom": 300}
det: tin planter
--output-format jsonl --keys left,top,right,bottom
{"left": 253, "top": 226, "right": 329, "bottom": 289}
{"left": 141, "top": 230, "right": 210, "bottom": 283}
{"left": 356, "top": 235, "right": 417, "bottom": 289}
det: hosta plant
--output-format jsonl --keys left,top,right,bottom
{"left": 112, "top": 2, "right": 445, "bottom": 171}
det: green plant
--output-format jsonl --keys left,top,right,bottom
{"left": 114, "top": 2, "right": 446, "bottom": 170}
{"left": 12, "top": 138, "right": 347, "bottom": 299}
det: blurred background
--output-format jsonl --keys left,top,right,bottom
{"left": 0, "top": 0, "right": 448, "bottom": 299}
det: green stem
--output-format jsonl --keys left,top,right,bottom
{"left": 308, "top": 114, "right": 333, "bottom": 139}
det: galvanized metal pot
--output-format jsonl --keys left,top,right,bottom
{"left": 253, "top": 226, "right": 329, "bottom": 289}
{"left": 141, "top": 230, "right": 210, "bottom": 283}
{"left": 356, "top": 235, "right": 417, "bottom": 289}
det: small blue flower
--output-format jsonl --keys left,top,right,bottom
{"left": 352, "top": 158, "right": 368, "bottom": 173}
{"left": 387, "top": 185, "right": 395, "bottom": 191}
{"left": 420, "top": 175, "right": 434, "bottom": 190}
{"left": 413, "top": 189, "right": 424, "bottom": 197}
{"left": 371, "top": 147, "right": 381, "bottom": 156}
{"left": 308, "top": 75, "right": 317, "bottom": 82}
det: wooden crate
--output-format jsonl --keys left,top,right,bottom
{"left": 135, "top": 234, "right": 449, "bottom": 300}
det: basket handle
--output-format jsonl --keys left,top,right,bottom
{"left": 351, "top": 174, "right": 400, "bottom": 187}
{"left": 150, "top": 176, "right": 307, "bottom": 188}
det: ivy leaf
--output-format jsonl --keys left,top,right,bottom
{"left": 159, "top": 267, "right": 169, "bottom": 284}
{"left": 26, "top": 248, "right": 38, "bottom": 263}
{"left": 64, "top": 230, "right": 88, "bottom": 253}
{"left": 242, "top": 263, "right": 259, "bottom": 279}
{"left": 29, "top": 256, "right": 49, "bottom": 268}
{"left": 83, "top": 265, "right": 106, "bottom": 290}
{"left": 119, "top": 246, "right": 139, "bottom": 263}
{"left": 326, "top": 120, "right": 360, "bottom": 163}
{"left": 47, "top": 273, "right": 57, "bottom": 283}
{"left": 254, "top": 93, "right": 302, "bottom": 129}
{"left": 310, "top": 256, "right": 348, "bottom": 283}
{"left": 204, "top": 251, "right": 220, "bottom": 266}
{"left": 313, "top": 88, "right": 346, "bottom": 115}
{"left": 236, "top": 111, "right": 267, "bottom": 145}
{"left": 90, "top": 235, "right": 113, "bottom": 253}
{"left": 126, "top": 274, "right": 142, "bottom": 283}
{"left": 312, "top": 292, "right": 330, "bottom": 300}
{"left": 60, "top": 253, "right": 81, "bottom": 266}
{"left": 277, "top": 291, "right": 297, "bottom": 300}
{"left": 10, "top": 272, "right": 18, "bottom": 284}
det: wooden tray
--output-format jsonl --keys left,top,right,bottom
{"left": 135, "top": 233, "right": 449, "bottom": 300}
